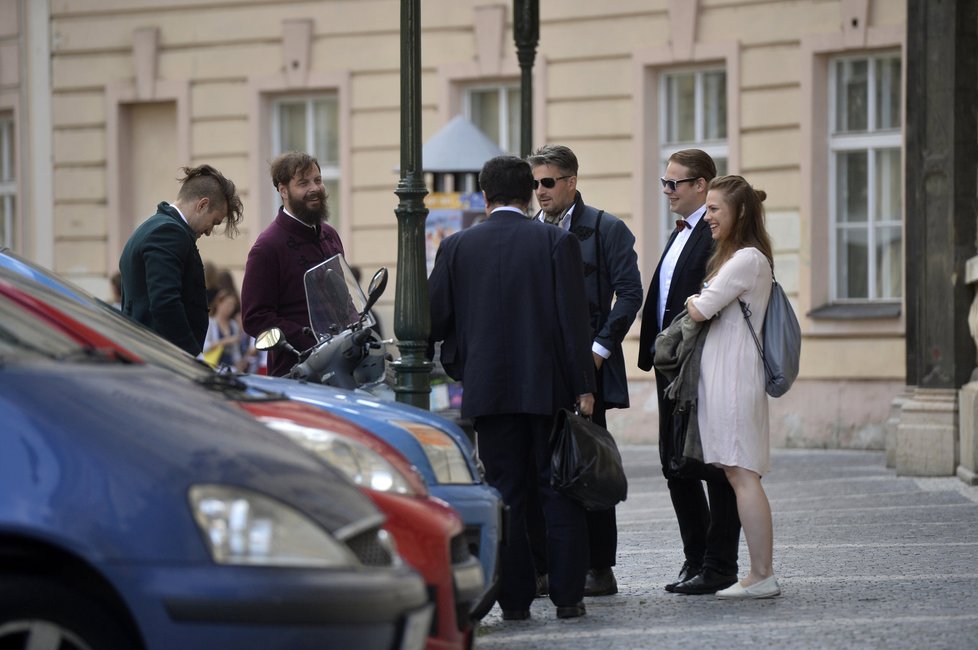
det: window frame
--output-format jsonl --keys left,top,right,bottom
{"left": 270, "top": 94, "right": 342, "bottom": 225}
{"left": 0, "top": 114, "right": 16, "bottom": 249}
{"left": 657, "top": 66, "right": 729, "bottom": 245}
{"left": 461, "top": 82, "right": 520, "bottom": 154}
{"left": 826, "top": 52, "right": 903, "bottom": 304}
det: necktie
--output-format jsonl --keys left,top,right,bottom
{"left": 675, "top": 219, "right": 691, "bottom": 232}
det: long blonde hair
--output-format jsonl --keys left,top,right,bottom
{"left": 705, "top": 175, "right": 774, "bottom": 279}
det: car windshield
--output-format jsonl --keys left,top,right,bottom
{"left": 0, "top": 294, "right": 96, "bottom": 363}
{"left": 0, "top": 264, "right": 215, "bottom": 383}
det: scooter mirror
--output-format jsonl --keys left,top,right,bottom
{"left": 362, "top": 268, "right": 388, "bottom": 315}
{"left": 255, "top": 327, "right": 284, "bottom": 351}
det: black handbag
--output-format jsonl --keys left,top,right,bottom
{"left": 549, "top": 408, "right": 628, "bottom": 511}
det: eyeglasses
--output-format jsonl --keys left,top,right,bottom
{"left": 532, "top": 175, "right": 572, "bottom": 190}
{"left": 660, "top": 176, "right": 698, "bottom": 192}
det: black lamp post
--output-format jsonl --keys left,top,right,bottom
{"left": 391, "top": 0, "right": 431, "bottom": 409}
{"left": 513, "top": 0, "right": 539, "bottom": 157}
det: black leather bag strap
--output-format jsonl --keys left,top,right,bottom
{"left": 594, "top": 209, "right": 605, "bottom": 322}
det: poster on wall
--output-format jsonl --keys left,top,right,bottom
{"left": 424, "top": 191, "right": 486, "bottom": 413}
{"left": 424, "top": 192, "right": 487, "bottom": 276}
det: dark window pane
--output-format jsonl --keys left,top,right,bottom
{"left": 665, "top": 73, "right": 695, "bottom": 143}
{"left": 875, "top": 57, "right": 902, "bottom": 130}
{"left": 837, "top": 227, "right": 868, "bottom": 299}
{"left": 875, "top": 225, "right": 902, "bottom": 299}
{"left": 313, "top": 98, "right": 339, "bottom": 165}
{"left": 835, "top": 59, "right": 868, "bottom": 132}
{"left": 836, "top": 151, "right": 868, "bottom": 224}
{"left": 469, "top": 89, "right": 501, "bottom": 144}
{"left": 703, "top": 71, "right": 727, "bottom": 140}
{"left": 278, "top": 102, "right": 307, "bottom": 152}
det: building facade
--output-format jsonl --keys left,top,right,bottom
{"left": 1, "top": 0, "right": 925, "bottom": 451}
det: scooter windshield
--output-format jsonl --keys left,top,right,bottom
{"left": 304, "top": 254, "right": 375, "bottom": 337}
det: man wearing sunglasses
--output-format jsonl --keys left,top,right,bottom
{"left": 637, "top": 149, "right": 742, "bottom": 596}
{"left": 528, "top": 144, "right": 643, "bottom": 598}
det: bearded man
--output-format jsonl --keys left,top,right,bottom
{"left": 241, "top": 151, "right": 345, "bottom": 377}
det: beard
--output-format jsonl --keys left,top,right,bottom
{"left": 285, "top": 187, "right": 329, "bottom": 226}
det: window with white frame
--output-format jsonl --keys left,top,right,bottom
{"left": 272, "top": 95, "right": 341, "bottom": 225}
{"left": 0, "top": 114, "right": 15, "bottom": 248}
{"left": 463, "top": 84, "right": 520, "bottom": 154}
{"left": 658, "top": 68, "right": 728, "bottom": 242}
{"left": 829, "top": 53, "right": 902, "bottom": 302}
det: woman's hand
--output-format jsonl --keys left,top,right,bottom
{"left": 685, "top": 294, "right": 707, "bottom": 322}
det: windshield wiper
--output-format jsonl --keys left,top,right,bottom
{"left": 55, "top": 346, "right": 132, "bottom": 364}
{"left": 194, "top": 372, "right": 249, "bottom": 392}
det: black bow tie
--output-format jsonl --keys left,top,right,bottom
{"left": 675, "top": 219, "right": 691, "bottom": 232}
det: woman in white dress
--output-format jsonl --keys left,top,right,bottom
{"left": 684, "top": 175, "right": 780, "bottom": 599}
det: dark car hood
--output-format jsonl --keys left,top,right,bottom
{"left": 0, "top": 361, "right": 382, "bottom": 562}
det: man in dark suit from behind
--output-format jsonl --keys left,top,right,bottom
{"left": 528, "top": 144, "right": 643, "bottom": 597}
{"left": 637, "top": 149, "right": 742, "bottom": 595}
{"left": 428, "top": 155, "right": 596, "bottom": 620}
{"left": 119, "top": 165, "right": 243, "bottom": 356}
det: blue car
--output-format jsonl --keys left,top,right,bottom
{"left": 0, "top": 247, "right": 503, "bottom": 619}
{"left": 0, "top": 281, "right": 432, "bottom": 650}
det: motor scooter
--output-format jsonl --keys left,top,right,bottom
{"left": 255, "top": 254, "right": 393, "bottom": 396}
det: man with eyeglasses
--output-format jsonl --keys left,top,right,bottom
{"left": 637, "top": 149, "right": 742, "bottom": 596}
{"left": 528, "top": 144, "right": 643, "bottom": 598}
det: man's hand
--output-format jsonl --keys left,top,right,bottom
{"left": 577, "top": 393, "right": 595, "bottom": 417}
{"left": 592, "top": 351, "right": 604, "bottom": 370}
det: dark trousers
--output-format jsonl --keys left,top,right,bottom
{"left": 475, "top": 413, "right": 589, "bottom": 610}
{"left": 585, "top": 396, "right": 617, "bottom": 568}
{"left": 655, "top": 369, "right": 741, "bottom": 576}
{"left": 527, "top": 379, "right": 618, "bottom": 574}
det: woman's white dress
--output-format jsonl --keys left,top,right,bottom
{"left": 690, "top": 247, "right": 773, "bottom": 475}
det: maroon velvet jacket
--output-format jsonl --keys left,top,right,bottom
{"left": 241, "top": 208, "right": 344, "bottom": 376}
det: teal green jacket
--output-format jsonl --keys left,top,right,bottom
{"left": 119, "top": 202, "right": 208, "bottom": 355}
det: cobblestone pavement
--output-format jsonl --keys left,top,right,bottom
{"left": 474, "top": 447, "right": 978, "bottom": 649}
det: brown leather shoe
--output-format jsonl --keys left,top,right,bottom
{"left": 584, "top": 567, "right": 618, "bottom": 596}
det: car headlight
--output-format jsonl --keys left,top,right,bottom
{"left": 188, "top": 485, "right": 359, "bottom": 567}
{"left": 390, "top": 420, "right": 475, "bottom": 485}
{"left": 259, "top": 417, "right": 416, "bottom": 495}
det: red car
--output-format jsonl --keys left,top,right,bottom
{"left": 239, "top": 399, "right": 482, "bottom": 650}
{"left": 0, "top": 277, "right": 482, "bottom": 650}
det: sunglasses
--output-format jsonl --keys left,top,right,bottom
{"left": 660, "top": 176, "right": 698, "bottom": 192}
{"left": 532, "top": 175, "right": 572, "bottom": 190}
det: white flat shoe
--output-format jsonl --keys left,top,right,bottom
{"left": 715, "top": 575, "right": 781, "bottom": 600}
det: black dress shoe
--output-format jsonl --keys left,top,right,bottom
{"left": 671, "top": 567, "right": 738, "bottom": 595}
{"left": 664, "top": 561, "right": 702, "bottom": 592}
{"left": 584, "top": 567, "right": 618, "bottom": 596}
{"left": 555, "top": 601, "right": 586, "bottom": 619}
{"left": 502, "top": 609, "right": 530, "bottom": 621}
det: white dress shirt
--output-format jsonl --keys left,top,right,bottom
{"left": 657, "top": 205, "right": 706, "bottom": 330}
